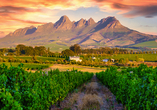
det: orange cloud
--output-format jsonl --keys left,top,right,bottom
{"left": 91, "top": 0, "right": 157, "bottom": 17}
{"left": 0, "top": 31, "right": 5, "bottom": 37}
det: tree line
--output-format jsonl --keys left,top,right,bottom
{"left": 62, "top": 44, "right": 157, "bottom": 56}
{"left": 0, "top": 44, "right": 157, "bottom": 57}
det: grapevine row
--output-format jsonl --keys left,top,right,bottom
{"left": 96, "top": 64, "right": 157, "bottom": 110}
{"left": 0, "top": 64, "right": 93, "bottom": 110}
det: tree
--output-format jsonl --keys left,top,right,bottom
{"left": 32, "top": 56, "right": 37, "bottom": 60}
{"left": 130, "top": 50, "right": 133, "bottom": 54}
{"left": 34, "top": 46, "right": 46, "bottom": 56}
{"left": 125, "top": 58, "right": 129, "bottom": 64}
{"left": 25, "top": 46, "right": 34, "bottom": 56}
{"left": 61, "top": 49, "right": 75, "bottom": 57}
{"left": 16, "top": 44, "right": 26, "bottom": 55}
{"left": 47, "top": 47, "right": 50, "bottom": 57}
{"left": 136, "top": 56, "right": 139, "bottom": 62}
{"left": 70, "top": 44, "right": 81, "bottom": 54}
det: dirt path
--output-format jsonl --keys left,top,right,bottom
{"left": 50, "top": 75, "right": 124, "bottom": 110}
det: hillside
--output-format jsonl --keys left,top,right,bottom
{"left": 0, "top": 15, "right": 157, "bottom": 50}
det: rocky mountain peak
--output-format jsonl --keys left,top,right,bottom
{"left": 98, "top": 16, "right": 117, "bottom": 24}
{"left": 54, "top": 15, "right": 72, "bottom": 30}
{"left": 94, "top": 16, "right": 121, "bottom": 31}
{"left": 60, "top": 15, "right": 71, "bottom": 22}
{"left": 86, "top": 18, "right": 95, "bottom": 25}
{"left": 75, "top": 18, "right": 86, "bottom": 28}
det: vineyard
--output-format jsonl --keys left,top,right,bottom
{"left": 1, "top": 63, "right": 157, "bottom": 109}
{"left": 96, "top": 64, "right": 157, "bottom": 109}
{"left": 0, "top": 64, "right": 93, "bottom": 109}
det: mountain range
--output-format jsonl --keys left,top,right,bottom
{"left": 0, "top": 15, "right": 157, "bottom": 51}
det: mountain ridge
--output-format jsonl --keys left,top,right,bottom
{"left": 0, "top": 15, "right": 157, "bottom": 49}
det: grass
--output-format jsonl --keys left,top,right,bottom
{"left": 78, "top": 94, "right": 103, "bottom": 110}
{"left": 0, "top": 62, "right": 52, "bottom": 70}
{"left": 100, "top": 54, "right": 157, "bottom": 61}
{"left": 132, "top": 41, "right": 157, "bottom": 48}
{"left": 44, "top": 42, "right": 69, "bottom": 52}
{"left": 85, "top": 82, "right": 99, "bottom": 95}
{"left": 1, "top": 56, "right": 64, "bottom": 61}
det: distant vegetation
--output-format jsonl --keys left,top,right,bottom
{"left": 0, "top": 44, "right": 157, "bottom": 69}
{"left": 0, "top": 62, "right": 50, "bottom": 70}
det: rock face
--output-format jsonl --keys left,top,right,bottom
{"left": 36, "top": 22, "right": 54, "bottom": 33}
{"left": 86, "top": 18, "right": 95, "bottom": 25}
{"left": 75, "top": 18, "right": 86, "bottom": 28}
{"left": 7, "top": 26, "right": 37, "bottom": 37}
{"left": 0, "top": 15, "right": 157, "bottom": 48}
{"left": 54, "top": 15, "right": 73, "bottom": 30}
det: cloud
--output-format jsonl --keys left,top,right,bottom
{"left": 124, "top": 5, "right": 157, "bottom": 18}
{"left": 111, "top": 3, "right": 131, "bottom": 10}
{"left": 0, "top": 31, "right": 5, "bottom": 38}
{"left": 0, "top": 31, "right": 4, "bottom": 34}
{"left": 0, "top": 0, "right": 73, "bottom": 9}
{"left": 1, "top": 0, "right": 157, "bottom": 18}
{"left": 11, "top": 18, "right": 46, "bottom": 24}
{"left": 0, "top": 6, "right": 38, "bottom": 13}
{"left": 90, "top": 0, "right": 157, "bottom": 18}
{"left": 140, "top": 25, "right": 154, "bottom": 27}
{"left": 0, "top": 6, "right": 44, "bottom": 24}
{"left": 0, "top": 6, "right": 41, "bottom": 16}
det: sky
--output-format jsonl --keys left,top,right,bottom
{"left": 0, "top": 0, "right": 157, "bottom": 38}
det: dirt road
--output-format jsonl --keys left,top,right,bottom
{"left": 50, "top": 75, "right": 124, "bottom": 110}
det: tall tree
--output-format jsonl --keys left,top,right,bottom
{"left": 47, "top": 47, "right": 50, "bottom": 57}
{"left": 61, "top": 49, "right": 75, "bottom": 57}
{"left": 25, "top": 46, "right": 34, "bottom": 56}
{"left": 70, "top": 44, "right": 81, "bottom": 54}
{"left": 16, "top": 44, "right": 26, "bottom": 55}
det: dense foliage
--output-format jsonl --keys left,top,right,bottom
{"left": 96, "top": 64, "right": 157, "bottom": 109}
{"left": 0, "top": 64, "right": 93, "bottom": 109}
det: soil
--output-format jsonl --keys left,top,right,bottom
{"left": 49, "top": 75, "right": 124, "bottom": 110}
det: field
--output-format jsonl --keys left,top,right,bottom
{"left": 1, "top": 56, "right": 64, "bottom": 61}
{"left": 44, "top": 42, "right": 69, "bottom": 52}
{"left": 100, "top": 54, "right": 157, "bottom": 61}
{"left": 132, "top": 40, "right": 157, "bottom": 48}
{"left": 43, "top": 64, "right": 107, "bottom": 73}
{"left": 0, "top": 62, "right": 52, "bottom": 70}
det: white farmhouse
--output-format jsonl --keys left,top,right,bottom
{"left": 69, "top": 56, "right": 82, "bottom": 62}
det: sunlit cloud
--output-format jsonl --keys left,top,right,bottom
{"left": 0, "top": 31, "right": 5, "bottom": 38}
